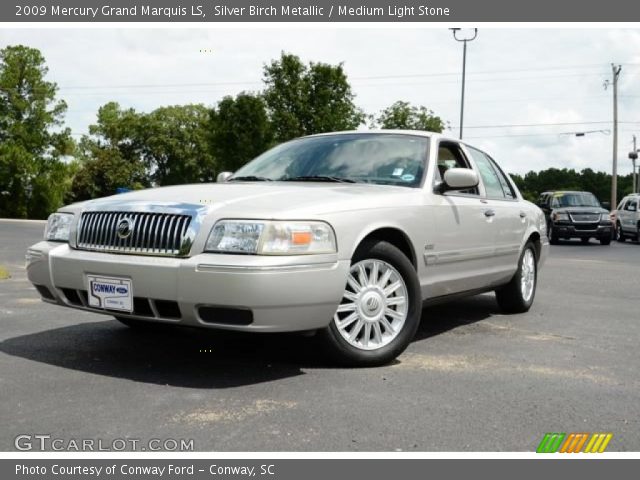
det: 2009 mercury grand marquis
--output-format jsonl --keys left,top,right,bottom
{"left": 26, "top": 131, "right": 549, "bottom": 366}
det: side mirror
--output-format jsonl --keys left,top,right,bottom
{"left": 441, "top": 168, "right": 479, "bottom": 191}
{"left": 216, "top": 171, "right": 233, "bottom": 183}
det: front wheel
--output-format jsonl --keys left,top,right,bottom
{"left": 617, "top": 222, "right": 625, "bottom": 242}
{"left": 548, "top": 225, "right": 559, "bottom": 245}
{"left": 320, "top": 240, "right": 421, "bottom": 367}
{"left": 600, "top": 236, "right": 611, "bottom": 245}
{"left": 495, "top": 242, "right": 537, "bottom": 314}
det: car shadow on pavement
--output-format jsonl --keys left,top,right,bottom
{"left": 0, "top": 295, "right": 500, "bottom": 384}
{"left": 414, "top": 293, "right": 499, "bottom": 342}
{"left": 0, "top": 319, "right": 311, "bottom": 388}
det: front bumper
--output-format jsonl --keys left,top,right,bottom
{"left": 26, "top": 242, "right": 350, "bottom": 332}
{"left": 553, "top": 223, "right": 612, "bottom": 239}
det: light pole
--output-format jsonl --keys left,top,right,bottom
{"left": 630, "top": 135, "right": 638, "bottom": 194}
{"left": 604, "top": 64, "right": 622, "bottom": 210}
{"left": 560, "top": 129, "right": 610, "bottom": 137}
{"left": 450, "top": 28, "right": 478, "bottom": 140}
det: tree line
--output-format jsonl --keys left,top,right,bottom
{"left": 0, "top": 44, "right": 633, "bottom": 219}
{"left": 0, "top": 45, "right": 446, "bottom": 218}
{"left": 510, "top": 168, "right": 636, "bottom": 205}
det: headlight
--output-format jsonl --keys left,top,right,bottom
{"left": 205, "top": 220, "right": 337, "bottom": 255}
{"left": 45, "top": 213, "right": 74, "bottom": 242}
{"left": 600, "top": 213, "right": 612, "bottom": 223}
{"left": 552, "top": 212, "right": 569, "bottom": 222}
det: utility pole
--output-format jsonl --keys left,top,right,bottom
{"left": 450, "top": 28, "right": 478, "bottom": 140}
{"left": 605, "top": 64, "right": 622, "bottom": 209}
{"left": 632, "top": 135, "right": 638, "bottom": 194}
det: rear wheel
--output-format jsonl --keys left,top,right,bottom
{"left": 320, "top": 240, "right": 421, "bottom": 367}
{"left": 617, "top": 222, "right": 626, "bottom": 242}
{"left": 495, "top": 242, "right": 537, "bottom": 314}
{"left": 581, "top": 237, "right": 590, "bottom": 244}
{"left": 600, "top": 237, "right": 611, "bottom": 246}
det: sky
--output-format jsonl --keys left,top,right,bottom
{"left": 1, "top": 27, "right": 640, "bottom": 176}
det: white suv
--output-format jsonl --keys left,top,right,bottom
{"left": 616, "top": 194, "right": 640, "bottom": 242}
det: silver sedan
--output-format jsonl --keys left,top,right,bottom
{"left": 26, "top": 131, "right": 548, "bottom": 366}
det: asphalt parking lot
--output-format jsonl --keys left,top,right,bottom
{"left": 1, "top": 219, "right": 638, "bottom": 451}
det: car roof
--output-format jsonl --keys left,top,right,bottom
{"left": 303, "top": 129, "right": 471, "bottom": 146}
{"left": 540, "top": 190, "right": 593, "bottom": 195}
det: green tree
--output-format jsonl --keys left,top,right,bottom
{"left": 375, "top": 101, "right": 446, "bottom": 132}
{"left": 69, "top": 102, "right": 147, "bottom": 201}
{"left": 509, "top": 167, "right": 634, "bottom": 206}
{"left": 262, "top": 53, "right": 364, "bottom": 142}
{"left": 211, "top": 93, "right": 272, "bottom": 172}
{"left": 140, "top": 104, "right": 216, "bottom": 185}
{"left": 0, "top": 45, "right": 73, "bottom": 218}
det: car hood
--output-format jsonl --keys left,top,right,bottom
{"left": 76, "top": 182, "right": 423, "bottom": 217}
{"left": 553, "top": 206, "right": 608, "bottom": 214}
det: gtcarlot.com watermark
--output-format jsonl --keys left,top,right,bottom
{"left": 14, "top": 434, "right": 194, "bottom": 451}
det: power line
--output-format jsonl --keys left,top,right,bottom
{"left": 3, "top": 63, "right": 640, "bottom": 94}
{"left": 458, "top": 121, "right": 640, "bottom": 130}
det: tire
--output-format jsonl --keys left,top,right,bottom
{"left": 548, "top": 225, "right": 559, "bottom": 245}
{"left": 617, "top": 222, "right": 625, "bottom": 242}
{"left": 320, "top": 240, "right": 421, "bottom": 367}
{"left": 581, "top": 237, "right": 590, "bottom": 244}
{"left": 495, "top": 242, "right": 537, "bottom": 314}
{"left": 600, "top": 237, "right": 611, "bottom": 246}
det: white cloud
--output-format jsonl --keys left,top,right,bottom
{"left": 1, "top": 27, "right": 639, "bottom": 175}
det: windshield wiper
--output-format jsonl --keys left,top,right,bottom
{"left": 281, "top": 175, "right": 356, "bottom": 183}
{"left": 227, "top": 175, "right": 273, "bottom": 182}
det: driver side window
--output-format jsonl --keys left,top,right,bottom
{"left": 434, "top": 142, "right": 479, "bottom": 195}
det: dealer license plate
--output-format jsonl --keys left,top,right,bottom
{"left": 86, "top": 275, "right": 133, "bottom": 312}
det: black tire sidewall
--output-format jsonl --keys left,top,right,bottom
{"left": 323, "top": 240, "right": 421, "bottom": 366}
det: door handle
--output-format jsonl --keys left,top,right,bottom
{"left": 484, "top": 209, "right": 496, "bottom": 217}
{"left": 519, "top": 211, "right": 527, "bottom": 218}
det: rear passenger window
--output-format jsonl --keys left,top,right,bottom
{"left": 626, "top": 199, "right": 638, "bottom": 211}
{"left": 467, "top": 147, "right": 506, "bottom": 199}
{"left": 488, "top": 158, "right": 516, "bottom": 199}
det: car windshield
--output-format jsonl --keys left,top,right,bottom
{"left": 230, "top": 134, "right": 430, "bottom": 187}
{"left": 552, "top": 193, "right": 601, "bottom": 208}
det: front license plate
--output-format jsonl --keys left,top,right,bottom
{"left": 86, "top": 275, "right": 133, "bottom": 312}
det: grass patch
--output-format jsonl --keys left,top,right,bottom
{"left": 0, "top": 266, "right": 11, "bottom": 280}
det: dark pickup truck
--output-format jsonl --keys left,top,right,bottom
{"left": 537, "top": 191, "right": 612, "bottom": 245}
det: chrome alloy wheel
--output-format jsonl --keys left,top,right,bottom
{"left": 333, "top": 259, "right": 409, "bottom": 351}
{"left": 520, "top": 248, "right": 536, "bottom": 302}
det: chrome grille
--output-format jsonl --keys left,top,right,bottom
{"left": 76, "top": 211, "right": 192, "bottom": 256}
{"left": 570, "top": 213, "right": 600, "bottom": 222}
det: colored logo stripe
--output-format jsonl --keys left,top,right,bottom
{"left": 536, "top": 433, "right": 566, "bottom": 453}
{"left": 584, "top": 433, "right": 613, "bottom": 453}
{"left": 559, "top": 433, "right": 589, "bottom": 453}
{"left": 537, "top": 433, "right": 613, "bottom": 453}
